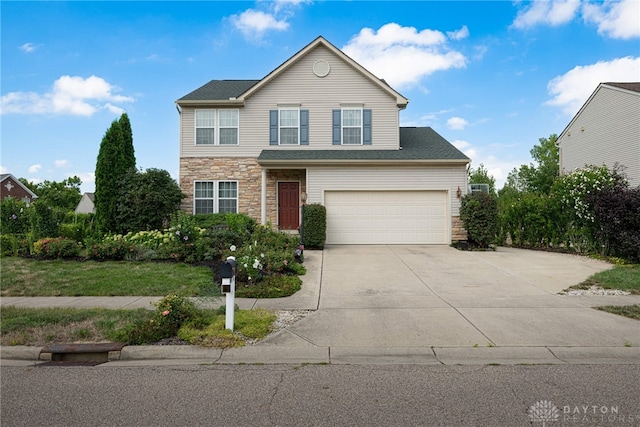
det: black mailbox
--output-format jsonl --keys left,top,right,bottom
{"left": 219, "top": 258, "right": 236, "bottom": 293}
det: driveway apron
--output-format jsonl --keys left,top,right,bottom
{"left": 263, "top": 245, "right": 640, "bottom": 349}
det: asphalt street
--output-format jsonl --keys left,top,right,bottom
{"left": 2, "top": 364, "right": 639, "bottom": 426}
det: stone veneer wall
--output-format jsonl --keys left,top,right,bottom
{"left": 451, "top": 216, "right": 467, "bottom": 241}
{"left": 180, "top": 157, "right": 262, "bottom": 221}
{"left": 180, "top": 157, "right": 306, "bottom": 228}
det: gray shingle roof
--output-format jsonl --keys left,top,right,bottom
{"left": 605, "top": 82, "right": 640, "bottom": 93}
{"left": 258, "top": 127, "right": 469, "bottom": 163}
{"left": 178, "top": 80, "right": 259, "bottom": 101}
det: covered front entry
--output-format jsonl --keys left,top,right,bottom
{"left": 325, "top": 190, "right": 448, "bottom": 244}
{"left": 278, "top": 182, "right": 300, "bottom": 230}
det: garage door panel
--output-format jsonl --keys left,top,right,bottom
{"left": 325, "top": 191, "right": 448, "bottom": 245}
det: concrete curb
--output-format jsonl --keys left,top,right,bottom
{"left": 3, "top": 345, "right": 639, "bottom": 366}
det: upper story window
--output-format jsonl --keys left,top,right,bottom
{"left": 279, "top": 108, "right": 299, "bottom": 145}
{"left": 195, "top": 109, "right": 239, "bottom": 145}
{"left": 342, "top": 108, "right": 362, "bottom": 145}
{"left": 269, "top": 109, "right": 309, "bottom": 146}
{"left": 333, "top": 108, "right": 372, "bottom": 146}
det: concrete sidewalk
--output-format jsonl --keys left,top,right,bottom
{"left": 2, "top": 247, "right": 639, "bottom": 366}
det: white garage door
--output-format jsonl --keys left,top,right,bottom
{"left": 325, "top": 191, "right": 448, "bottom": 244}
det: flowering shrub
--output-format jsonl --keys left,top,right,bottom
{"left": 550, "top": 165, "right": 627, "bottom": 253}
{"left": 113, "top": 294, "right": 198, "bottom": 344}
{"left": 86, "top": 235, "right": 136, "bottom": 260}
{"left": 235, "top": 226, "right": 298, "bottom": 283}
{"left": 33, "top": 237, "right": 81, "bottom": 258}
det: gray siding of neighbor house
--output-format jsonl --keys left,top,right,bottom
{"left": 558, "top": 85, "right": 640, "bottom": 187}
{"left": 180, "top": 45, "right": 401, "bottom": 158}
{"left": 307, "top": 165, "right": 467, "bottom": 216}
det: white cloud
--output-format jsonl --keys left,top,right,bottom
{"left": 447, "top": 26, "right": 470, "bottom": 41}
{"left": 54, "top": 160, "right": 70, "bottom": 168}
{"left": 342, "top": 23, "right": 467, "bottom": 89}
{"left": 28, "top": 164, "right": 42, "bottom": 174}
{"left": 20, "top": 42, "right": 40, "bottom": 53}
{"left": 447, "top": 116, "right": 469, "bottom": 130}
{"left": 511, "top": 0, "right": 581, "bottom": 29}
{"left": 0, "top": 75, "right": 134, "bottom": 116}
{"left": 546, "top": 56, "right": 640, "bottom": 115}
{"left": 582, "top": 0, "right": 640, "bottom": 40}
{"left": 0, "top": 165, "right": 8, "bottom": 174}
{"left": 231, "top": 9, "right": 289, "bottom": 41}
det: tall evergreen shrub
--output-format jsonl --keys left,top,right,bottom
{"left": 303, "top": 203, "right": 326, "bottom": 249}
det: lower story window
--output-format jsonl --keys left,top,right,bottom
{"left": 194, "top": 181, "right": 238, "bottom": 214}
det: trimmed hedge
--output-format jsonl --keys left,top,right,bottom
{"left": 303, "top": 203, "right": 326, "bottom": 249}
{"left": 460, "top": 192, "right": 498, "bottom": 248}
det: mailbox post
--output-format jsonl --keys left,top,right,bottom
{"left": 219, "top": 256, "right": 236, "bottom": 331}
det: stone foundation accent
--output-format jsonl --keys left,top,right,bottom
{"left": 180, "top": 157, "right": 306, "bottom": 228}
{"left": 451, "top": 216, "right": 467, "bottom": 241}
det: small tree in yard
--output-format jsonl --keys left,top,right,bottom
{"left": 460, "top": 192, "right": 498, "bottom": 248}
{"left": 115, "top": 168, "right": 185, "bottom": 234}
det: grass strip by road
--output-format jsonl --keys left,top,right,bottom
{"left": 0, "top": 257, "right": 218, "bottom": 297}
{"left": 595, "top": 304, "right": 640, "bottom": 321}
{"left": 0, "top": 306, "right": 150, "bottom": 346}
{"left": 574, "top": 264, "right": 640, "bottom": 294}
{"left": 0, "top": 305, "right": 276, "bottom": 347}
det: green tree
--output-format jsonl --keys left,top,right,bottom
{"left": 94, "top": 114, "right": 136, "bottom": 234}
{"left": 116, "top": 168, "right": 185, "bottom": 233}
{"left": 507, "top": 134, "right": 559, "bottom": 194}
{"left": 28, "top": 177, "right": 82, "bottom": 212}
{"left": 119, "top": 113, "right": 136, "bottom": 171}
{"left": 468, "top": 163, "right": 497, "bottom": 195}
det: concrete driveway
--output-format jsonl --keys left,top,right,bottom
{"left": 262, "top": 245, "right": 640, "bottom": 363}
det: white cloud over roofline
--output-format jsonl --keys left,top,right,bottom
{"left": 342, "top": 23, "right": 467, "bottom": 89}
{"left": 582, "top": 0, "right": 640, "bottom": 40}
{"left": 1, "top": 75, "right": 133, "bottom": 116}
{"left": 546, "top": 56, "right": 640, "bottom": 115}
{"left": 511, "top": 0, "right": 580, "bottom": 29}
{"left": 231, "top": 9, "right": 289, "bottom": 41}
{"left": 511, "top": 0, "right": 639, "bottom": 40}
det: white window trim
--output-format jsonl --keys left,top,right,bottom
{"left": 194, "top": 109, "right": 239, "bottom": 146}
{"left": 341, "top": 107, "right": 363, "bottom": 145}
{"left": 193, "top": 180, "right": 239, "bottom": 214}
{"left": 278, "top": 107, "right": 300, "bottom": 146}
{"left": 218, "top": 109, "right": 239, "bottom": 145}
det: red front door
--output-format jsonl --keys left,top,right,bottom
{"left": 278, "top": 182, "right": 299, "bottom": 230}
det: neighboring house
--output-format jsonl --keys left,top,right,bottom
{"left": 0, "top": 174, "right": 38, "bottom": 204}
{"left": 176, "top": 37, "right": 470, "bottom": 245}
{"left": 556, "top": 82, "right": 640, "bottom": 187}
{"left": 75, "top": 192, "right": 95, "bottom": 214}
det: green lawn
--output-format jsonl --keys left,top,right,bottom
{"left": 0, "top": 257, "right": 219, "bottom": 297}
{"left": 578, "top": 264, "right": 640, "bottom": 294}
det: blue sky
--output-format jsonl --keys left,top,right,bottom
{"left": 2, "top": 0, "right": 639, "bottom": 193}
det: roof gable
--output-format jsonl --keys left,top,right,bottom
{"left": 557, "top": 81, "right": 640, "bottom": 142}
{"left": 177, "top": 36, "right": 409, "bottom": 108}
{"left": 0, "top": 173, "right": 38, "bottom": 199}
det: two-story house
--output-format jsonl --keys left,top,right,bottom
{"left": 556, "top": 82, "right": 640, "bottom": 187}
{"left": 176, "top": 36, "right": 470, "bottom": 245}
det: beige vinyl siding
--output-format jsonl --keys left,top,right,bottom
{"left": 306, "top": 165, "right": 467, "bottom": 216}
{"left": 559, "top": 86, "right": 640, "bottom": 187}
{"left": 181, "top": 45, "right": 401, "bottom": 158}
